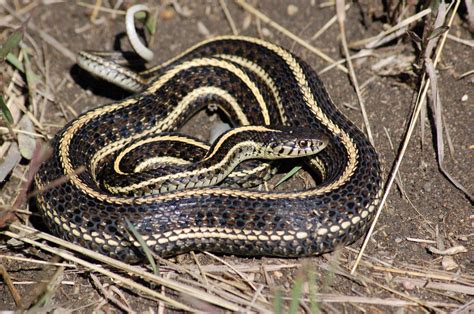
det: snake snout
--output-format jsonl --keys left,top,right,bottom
{"left": 266, "top": 127, "right": 329, "bottom": 158}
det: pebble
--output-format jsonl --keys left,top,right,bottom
{"left": 442, "top": 256, "right": 458, "bottom": 270}
{"left": 197, "top": 21, "right": 210, "bottom": 37}
{"left": 423, "top": 181, "right": 432, "bottom": 193}
{"left": 402, "top": 280, "right": 416, "bottom": 290}
{"left": 287, "top": 4, "right": 299, "bottom": 16}
{"left": 261, "top": 28, "right": 273, "bottom": 38}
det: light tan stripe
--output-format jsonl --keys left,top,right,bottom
{"left": 108, "top": 140, "right": 260, "bottom": 194}
{"left": 90, "top": 61, "right": 266, "bottom": 178}
{"left": 58, "top": 36, "right": 358, "bottom": 205}
{"left": 134, "top": 157, "right": 191, "bottom": 173}
{"left": 216, "top": 54, "right": 286, "bottom": 124}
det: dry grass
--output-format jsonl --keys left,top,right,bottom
{"left": 0, "top": 0, "right": 472, "bottom": 312}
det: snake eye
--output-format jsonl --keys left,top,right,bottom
{"left": 299, "top": 140, "right": 308, "bottom": 147}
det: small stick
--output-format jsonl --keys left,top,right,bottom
{"left": 90, "top": 0, "right": 103, "bottom": 23}
{"left": 235, "top": 0, "right": 348, "bottom": 73}
{"left": 351, "top": 0, "right": 463, "bottom": 275}
{"left": 219, "top": 0, "right": 239, "bottom": 35}
{"left": 0, "top": 264, "right": 22, "bottom": 306}
{"left": 311, "top": 3, "right": 351, "bottom": 41}
{"left": 336, "top": 0, "right": 374, "bottom": 146}
{"left": 203, "top": 251, "right": 259, "bottom": 292}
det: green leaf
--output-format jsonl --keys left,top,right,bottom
{"left": 0, "top": 29, "right": 23, "bottom": 61}
{"left": 23, "top": 51, "right": 40, "bottom": 86}
{"left": 6, "top": 52, "right": 41, "bottom": 80}
{"left": 135, "top": 11, "right": 157, "bottom": 35}
{"left": 125, "top": 218, "right": 159, "bottom": 275}
{"left": 0, "top": 95, "right": 14, "bottom": 125}
{"left": 275, "top": 166, "right": 302, "bottom": 187}
{"left": 6, "top": 52, "right": 25, "bottom": 72}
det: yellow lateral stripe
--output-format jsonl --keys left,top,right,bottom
{"left": 57, "top": 36, "right": 358, "bottom": 206}
{"left": 88, "top": 59, "right": 268, "bottom": 178}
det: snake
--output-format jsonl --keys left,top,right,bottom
{"left": 99, "top": 126, "right": 328, "bottom": 195}
{"left": 34, "top": 36, "right": 382, "bottom": 262}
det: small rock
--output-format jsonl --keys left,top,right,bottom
{"left": 242, "top": 14, "right": 252, "bottom": 30}
{"left": 287, "top": 4, "right": 298, "bottom": 16}
{"left": 423, "top": 182, "right": 432, "bottom": 193}
{"left": 395, "top": 237, "right": 403, "bottom": 244}
{"left": 160, "top": 7, "right": 175, "bottom": 20}
{"left": 261, "top": 28, "right": 273, "bottom": 38}
{"left": 461, "top": 94, "right": 468, "bottom": 102}
{"left": 402, "top": 280, "right": 416, "bottom": 290}
{"left": 441, "top": 256, "right": 458, "bottom": 270}
{"left": 197, "top": 21, "right": 210, "bottom": 37}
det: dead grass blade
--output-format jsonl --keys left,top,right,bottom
{"left": 6, "top": 224, "right": 247, "bottom": 312}
{"left": 425, "top": 58, "right": 472, "bottom": 201}
{"left": 336, "top": 0, "right": 374, "bottom": 146}
{"left": 3, "top": 229, "right": 196, "bottom": 312}
{"left": 219, "top": 0, "right": 238, "bottom": 35}
{"left": 0, "top": 264, "right": 22, "bottom": 306}
{"left": 351, "top": 0, "right": 464, "bottom": 274}
{"left": 235, "top": 0, "right": 348, "bottom": 73}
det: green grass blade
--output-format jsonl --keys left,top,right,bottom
{"left": 288, "top": 274, "right": 304, "bottom": 314}
{"left": 6, "top": 53, "right": 25, "bottom": 72}
{"left": 0, "top": 95, "right": 14, "bottom": 125}
{"left": 273, "top": 288, "right": 283, "bottom": 314}
{"left": 0, "top": 29, "right": 22, "bottom": 61}
{"left": 275, "top": 166, "right": 302, "bottom": 187}
{"left": 308, "top": 270, "right": 319, "bottom": 314}
{"left": 125, "top": 218, "right": 159, "bottom": 275}
{"left": 135, "top": 11, "right": 157, "bottom": 35}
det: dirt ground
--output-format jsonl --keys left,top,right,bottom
{"left": 0, "top": 0, "right": 473, "bottom": 312}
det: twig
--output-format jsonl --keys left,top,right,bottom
{"left": 90, "top": 274, "right": 135, "bottom": 313}
{"left": 0, "top": 264, "right": 22, "bottom": 306}
{"left": 336, "top": 0, "right": 374, "bottom": 146}
{"left": 311, "top": 3, "right": 351, "bottom": 41}
{"left": 446, "top": 34, "right": 474, "bottom": 48}
{"left": 348, "top": 8, "right": 432, "bottom": 48}
{"left": 77, "top": 1, "right": 126, "bottom": 15}
{"left": 3, "top": 230, "right": 196, "bottom": 312}
{"left": 235, "top": 0, "right": 348, "bottom": 73}
{"left": 6, "top": 224, "right": 246, "bottom": 312}
{"left": 281, "top": 294, "right": 459, "bottom": 308}
{"left": 190, "top": 251, "right": 210, "bottom": 288}
{"left": 0, "top": 254, "right": 76, "bottom": 267}
{"left": 219, "top": 0, "right": 238, "bottom": 35}
{"left": 351, "top": 0, "right": 463, "bottom": 274}
{"left": 2, "top": 3, "right": 76, "bottom": 62}
{"left": 203, "top": 251, "right": 259, "bottom": 292}
{"left": 90, "top": 0, "right": 103, "bottom": 23}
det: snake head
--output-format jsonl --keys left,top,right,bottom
{"left": 262, "top": 126, "right": 328, "bottom": 158}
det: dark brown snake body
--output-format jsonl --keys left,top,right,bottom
{"left": 34, "top": 36, "right": 382, "bottom": 262}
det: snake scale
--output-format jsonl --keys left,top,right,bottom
{"left": 34, "top": 36, "right": 382, "bottom": 262}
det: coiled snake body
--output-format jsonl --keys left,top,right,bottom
{"left": 35, "top": 36, "right": 382, "bottom": 262}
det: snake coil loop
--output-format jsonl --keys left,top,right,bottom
{"left": 35, "top": 36, "right": 382, "bottom": 262}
